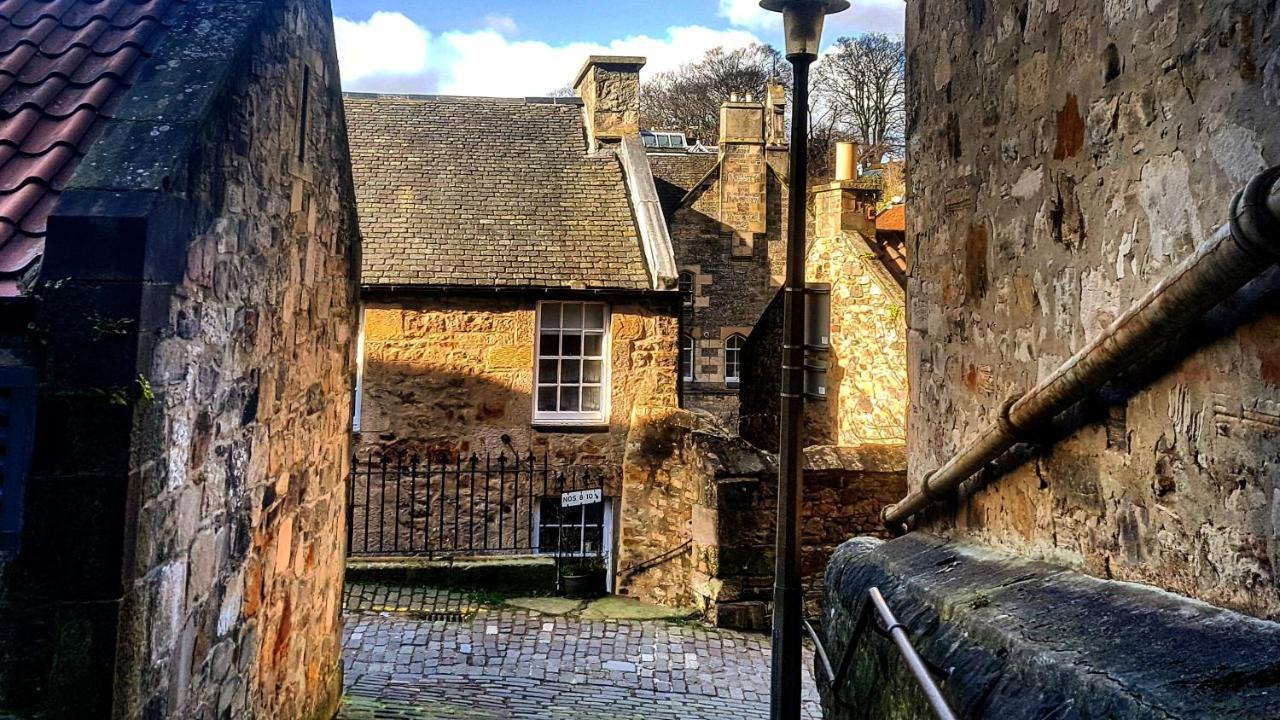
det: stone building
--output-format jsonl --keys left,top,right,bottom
{"left": 345, "top": 58, "right": 680, "bottom": 570}
{"left": 821, "top": 0, "right": 1280, "bottom": 716}
{"left": 0, "top": 1, "right": 358, "bottom": 718}
{"left": 740, "top": 147, "right": 909, "bottom": 451}
{"left": 649, "top": 86, "right": 792, "bottom": 425}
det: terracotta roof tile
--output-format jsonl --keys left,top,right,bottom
{"left": 876, "top": 203, "right": 905, "bottom": 232}
{"left": 0, "top": 0, "right": 185, "bottom": 296}
{"left": 870, "top": 203, "right": 907, "bottom": 287}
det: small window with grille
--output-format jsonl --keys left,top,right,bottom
{"left": 0, "top": 367, "right": 35, "bottom": 550}
{"left": 537, "top": 498, "right": 606, "bottom": 556}
{"left": 536, "top": 302, "right": 610, "bottom": 424}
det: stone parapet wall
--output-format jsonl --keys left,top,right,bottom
{"left": 821, "top": 534, "right": 1280, "bottom": 719}
{"left": 906, "top": 0, "right": 1280, "bottom": 618}
{"left": 617, "top": 406, "right": 905, "bottom": 629}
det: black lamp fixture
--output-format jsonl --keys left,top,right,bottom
{"left": 760, "top": 0, "right": 851, "bottom": 58}
{"left": 757, "top": 1, "right": 848, "bottom": 719}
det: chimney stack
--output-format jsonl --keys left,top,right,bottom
{"left": 718, "top": 93, "right": 769, "bottom": 258}
{"left": 574, "top": 56, "right": 646, "bottom": 151}
{"left": 814, "top": 145, "right": 880, "bottom": 240}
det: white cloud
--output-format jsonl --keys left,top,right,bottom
{"left": 719, "top": 0, "right": 774, "bottom": 30}
{"left": 334, "top": 12, "right": 431, "bottom": 86}
{"left": 483, "top": 14, "right": 519, "bottom": 37}
{"left": 335, "top": 13, "right": 765, "bottom": 97}
{"left": 719, "top": 0, "right": 905, "bottom": 36}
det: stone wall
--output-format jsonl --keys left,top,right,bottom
{"left": 674, "top": 161, "right": 789, "bottom": 424}
{"left": 359, "top": 294, "right": 679, "bottom": 479}
{"left": 822, "top": 535, "right": 1280, "bottom": 719}
{"left": 617, "top": 407, "right": 905, "bottom": 628}
{"left": 741, "top": 184, "right": 907, "bottom": 450}
{"left": 670, "top": 94, "right": 792, "bottom": 425}
{"left": 906, "top": 0, "right": 1280, "bottom": 618}
{"left": 4, "top": 1, "right": 358, "bottom": 717}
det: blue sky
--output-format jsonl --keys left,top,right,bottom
{"left": 331, "top": 0, "right": 904, "bottom": 96}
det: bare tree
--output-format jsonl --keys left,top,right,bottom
{"left": 813, "top": 33, "right": 906, "bottom": 165}
{"left": 642, "top": 44, "right": 792, "bottom": 145}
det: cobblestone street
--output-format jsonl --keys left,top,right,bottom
{"left": 339, "top": 584, "right": 820, "bottom": 719}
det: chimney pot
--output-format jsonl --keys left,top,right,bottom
{"left": 835, "top": 142, "right": 859, "bottom": 181}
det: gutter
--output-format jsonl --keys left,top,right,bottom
{"left": 883, "top": 166, "right": 1280, "bottom": 531}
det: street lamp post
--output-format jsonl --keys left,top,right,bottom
{"left": 758, "top": 1, "right": 849, "bottom": 719}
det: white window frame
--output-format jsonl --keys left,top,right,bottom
{"left": 681, "top": 334, "right": 695, "bottom": 382}
{"left": 724, "top": 334, "right": 745, "bottom": 387}
{"left": 534, "top": 301, "right": 611, "bottom": 425}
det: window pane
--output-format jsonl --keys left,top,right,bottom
{"left": 562, "top": 334, "right": 582, "bottom": 357}
{"left": 561, "top": 527, "right": 583, "bottom": 552}
{"left": 584, "top": 503, "right": 603, "bottom": 523}
{"left": 585, "top": 304, "right": 605, "bottom": 330}
{"left": 538, "top": 386, "right": 558, "bottom": 411}
{"left": 540, "top": 333, "right": 560, "bottom": 355}
{"left": 539, "top": 526, "right": 560, "bottom": 553}
{"left": 583, "top": 360, "right": 602, "bottom": 383}
{"left": 564, "top": 505, "right": 583, "bottom": 523}
{"left": 563, "top": 303, "right": 583, "bottom": 329}
{"left": 562, "top": 360, "right": 581, "bottom": 383}
{"left": 584, "top": 333, "right": 603, "bottom": 357}
{"left": 582, "top": 386, "right": 601, "bottom": 412}
{"left": 541, "top": 304, "right": 561, "bottom": 329}
{"left": 583, "top": 527, "right": 603, "bottom": 553}
{"left": 560, "top": 387, "right": 580, "bottom": 412}
{"left": 539, "top": 359, "right": 558, "bottom": 383}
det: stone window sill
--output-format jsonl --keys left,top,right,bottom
{"left": 531, "top": 423, "right": 610, "bottom": 434}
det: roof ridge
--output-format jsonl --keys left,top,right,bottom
{"left": 343, "top": 91, "right": 582, "bottom": 107}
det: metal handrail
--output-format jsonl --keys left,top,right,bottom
{"left": 883, "top": 166, "right": 1280, "bottom": 531}
{"left": 810, "top": 586, "right": 957, "bottom": 719}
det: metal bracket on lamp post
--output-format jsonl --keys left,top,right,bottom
{"left": 757, "top": 2, "right": 850, "bottom": 720}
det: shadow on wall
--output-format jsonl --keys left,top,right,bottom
{"left": 358, "top": 359, "right": 622, "bottom": 474}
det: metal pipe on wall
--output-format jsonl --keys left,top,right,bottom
{"left": 883, "top": 166, "right": 1280, "bottom": 532}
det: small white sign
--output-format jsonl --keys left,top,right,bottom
{"left": 561, "top": 489, "right": 603, "bottom": 508}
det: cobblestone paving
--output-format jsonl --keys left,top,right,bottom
{"left": 339, "top": 586, "right": 820, "bottom": 719}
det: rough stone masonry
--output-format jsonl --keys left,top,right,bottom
{"left": 905, "top": 0, "right": 1280, "bottom": 619}
{"left": 4, "top": 1, "right": 359, "bottom": 718}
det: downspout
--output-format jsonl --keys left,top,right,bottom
{"left": 884, "top": 166, "right": 1280, "bottom": 532}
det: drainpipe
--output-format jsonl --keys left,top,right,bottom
{"left": 883, "top": 166, "right": 1280, "bottom": 532}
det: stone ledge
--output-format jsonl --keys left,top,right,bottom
{"left": 821, "top": 534, "right": 1280, "bottom": 719}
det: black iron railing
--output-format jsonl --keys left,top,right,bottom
{"left": 346, "top": 449, "right": 606, "bottom": 559}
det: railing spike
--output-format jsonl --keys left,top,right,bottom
{"left": 470, "top": 453, "right": 480, "bottom": 467}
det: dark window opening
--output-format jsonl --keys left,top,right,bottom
{"left": 298, "top": 65, "right": 311, "bottom": 163}
{"left": 538, "top": 498, "right": 604, "bottom": 555}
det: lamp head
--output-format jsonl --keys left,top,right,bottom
{"left": 759, "top": 0, "right": 851, "bottom": 58}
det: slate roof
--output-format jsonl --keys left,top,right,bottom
{"left": 345, "top": 93, "right": 652, "bottom": 291}
{"left": 0, "top": 0, "right": 185, "bottom": 297}
{"left": 647, "top": 152, "right": 717, "bottom": 219}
